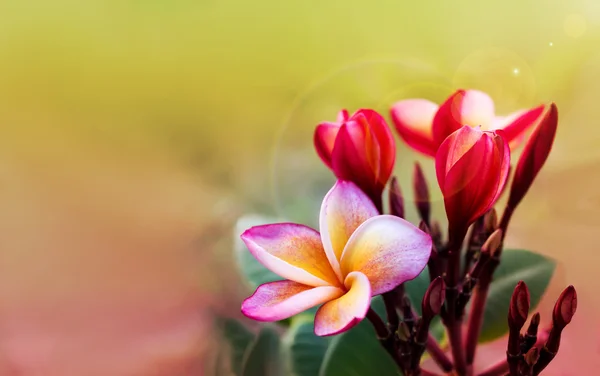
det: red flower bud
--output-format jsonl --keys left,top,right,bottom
{"left": 507, "top": 103, "right": 558, "bottom": 209}
{"left": 422, "top": 276, "right": 446, "bottom": 319}
{"left": 435, "top": 126, "right": 510, "bottom": 235}
{"left": 509, "top": 281, "right": 530, "bottom": 330}
{"left": 413, "top": 162, "right": 431, "bottom": 225}
{"left": 389, "top": 176, "right": 405, "bottom": 218}
{"left": 314, "top": 109, "right": 395, "bottom": 207}
{"left": 552, "top": 285, "right": 577, "bottom": 329}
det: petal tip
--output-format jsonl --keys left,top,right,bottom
{"left": 314, "top": 316, "right": 363, "bottom": 337}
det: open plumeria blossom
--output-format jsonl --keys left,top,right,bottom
{"left": 390, "top": 89, "right": 545, "bottom": 157}
{"left": 240, "top": 180, "right": 431, "bottom": 336}
{"left": 235, "top": 99, "right": 577, "bottom": 376}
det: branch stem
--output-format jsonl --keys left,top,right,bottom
{"left": 465, "top": 272, "right": 492, "bottom": 365}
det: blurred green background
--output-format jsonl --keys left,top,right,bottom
{"left": 0, "top": 0, "right": 598, "bottom": 374}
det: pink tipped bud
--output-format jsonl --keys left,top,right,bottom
{"left": 525, "top": 346, "right": 540, "bottom": 366}
{"left": 422, "top": 276, "right": 446, "bottom": 319}
{"left": 527, "top": 312, "right": 541, "bottom": 335}
{"left": 389, "top": 176, "right": 405, "bottom": 218}
{"left": 413, "top": 162, "right": 430, "bottom": 224}
{"left": 509, "top": 281, "right": 530, "bottom": 330}
{"left": 397, "top": 321, "right": 411, "bottom": 342}
{"left": 483, "top": 208, "right": 498, "bottom": 233}
{"left": 521, "top": 312, "right": 541, "bottom": 353}
{"left": 552, "top": 285, "right": 577, "bottom": 329}
{"left": 481, "top": 228, "right": 503, "bottom": 255}
{"left": 507, "top": 103, "right": 558, "bottom": 209}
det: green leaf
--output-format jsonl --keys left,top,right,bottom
{"left": 218, "top": 318, "right": 256, "bottom": 376}
{"left": 242, "top": 325, "right": 283, "bottom": 376}
{"left": 234, "top": 214, "right": 283, "bottom": 288}
{"left": 319, "top": 320, "right": 400, "bottom": 376}
{"left": 371, "top": 295, "right": 387, "bottom": 318}
{"left": 283, "top": 315, "right": 330, "bottom": 376}
{"left": 476, "top": 249, "right": 556, "bottom": 342}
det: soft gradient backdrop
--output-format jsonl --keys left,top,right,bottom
{"left": 0, "top": 0, "right": 598, "bottom": 375}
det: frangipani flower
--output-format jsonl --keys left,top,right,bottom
{"left": 436, "top": 126, "right": 510, "bottom": 236}
{"left": 314, "top": 109, "right": 395, "bottom": 209}
{"left": 240, "top": 180, "right": 431, "bottom": 336}
{"left": 390, "top": 89, "right": 545, "bottom": 157}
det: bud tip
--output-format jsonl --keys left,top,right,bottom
{"left": 553, "top": 285, "right": 577, "bottom": 328}
{"left": 509, "top": 281, "right": 530, "bottom": 329}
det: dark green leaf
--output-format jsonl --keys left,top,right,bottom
{"left": 242, "top": 325, "right": 283, "bottom": 376}
{"left": 319, "top": 319, "right": 400, "bottom": 376}
{"left": 283, "top": 315, "right": 330, "bottom": 376}
{"left": 476, "top": 249, "right": 556, "bottom": 342}
{"left": 218, "top": 318, "right": 255, "bottom": 375}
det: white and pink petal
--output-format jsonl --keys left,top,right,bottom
{"left": 241, "top": 223, "right": 340, "bottom": 287}
{"left": 242, "top": 280, "right": 344, "bottom": 322}
{"left": 314, "top": 271, "right": 372, "bottom": 336}
{"left": 459, "top": 89, "right": 496, "bottom": 129}
{"left": 319, "top": 180, "right": 379, "bottom": 281}
{"left": 339, "top": 215, "right": 432, "bottom": 296}
{"left": 390, "top": 99, "right": 439, "bottom": 157}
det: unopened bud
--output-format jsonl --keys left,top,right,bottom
{"left": 389, "top": 176, "right": 405, "bottom": 219}
{"left": 527, "top": 312, "right": 540, "bottom": 335}
{"left": 483, "top": 208, "right": 498, "bottom": 233}
{"left": 521, "top": 312, "right": 541, "bottom": 354}
{"left": 509, "top": 281, "right": 530, "bottom": 330}
{"left": 552, "top": 285, "right": 577, "bottom": 329}
{"left": 401, "top": 296, "right": 415, "bottom": 325}
{"left": 413, "top": 162, "right": 430, "bottom": 224}
{"left": 525, "top": 347, "right": 540, "bottom": 366}
{"left": 430, "top": 220, "right": 443, "bottom": 244}
{"left": 397, "top": 321, "right": 411, "bottom": 342}
{"left": 507, "top": 103, "right": 558, "bottom": 209}
{"left": 481, "top": 228, "right": 503, "bottom": 255}
{"left": 422, "top": 276, "right": 445, "bottom": 319}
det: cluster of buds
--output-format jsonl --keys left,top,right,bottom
{"left": 240, "top": 89, "right": 577, "bottom": 376}
{"left": 478, "top": 282, "right": 577, "bottom": 376}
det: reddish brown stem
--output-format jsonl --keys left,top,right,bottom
{"left": 444, "top": 230, "right": 468, "bottom": 375}
{"left": 421, "top": 369, "right": 443, "bottom": 376}
{"left": 498, "top": 204, "right": 514, "bottom": 243}
{"left": 465, "top": 273, "right": 492, "bottom": 365}
{"left": 447, "top": 318, "right": 467, "bottom": 374}
{"left": 477, "top": 358, "right": 509, "bottom": 376}
{"left": 426, "top": 334, "right": 454, "bottom": 373}
{"left": 383, "top": 289, "right": 401, "bottom": 331}
{"left": 366, "top": 308, "right": 389, "bottom": 339}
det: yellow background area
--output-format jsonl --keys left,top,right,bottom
{"left": 0, "top": 1, "right": 598, "bottom": 374}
